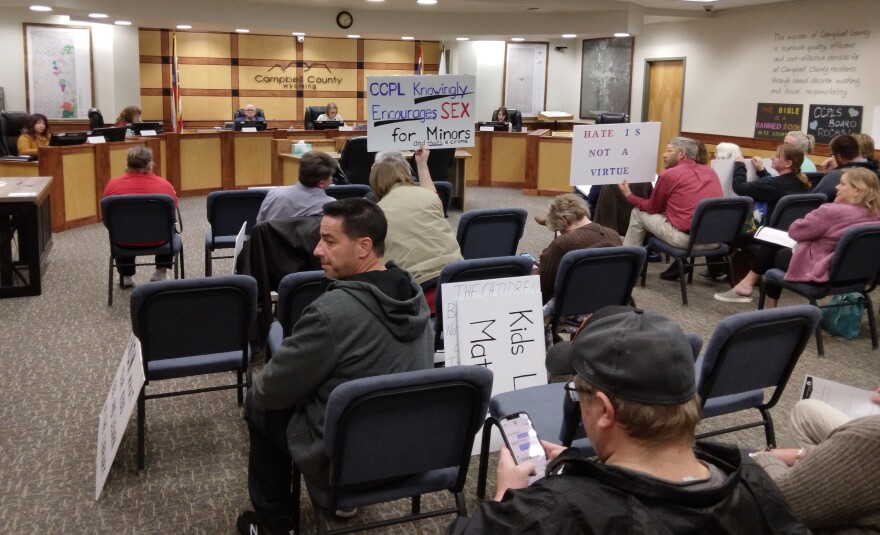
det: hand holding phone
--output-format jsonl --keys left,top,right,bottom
{"left": 499, "top": 412, "right": 548, "bottom": 484}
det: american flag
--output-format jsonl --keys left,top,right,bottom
{"left": 170, "top": 32, "right": 183, "bottom": 133}
{"left": 417, "top": 44, "right": 423, "bottom": 75}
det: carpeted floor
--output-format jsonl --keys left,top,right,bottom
{"left": 1, "top": 186, "right": 878, "bottom": 534}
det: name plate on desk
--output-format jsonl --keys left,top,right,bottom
{"left": 87, "top": 136, "right": 106, "bottom": 144}
{"left": 242, "top": 127, "right": 257, "bottom": 133}
{"left": 139, "top": 130, "right": 158, "bottom": 137}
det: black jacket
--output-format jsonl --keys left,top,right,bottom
{"left": 813, "top": 160, "right": 880, "bottom": 201}
{"left": 448, "top": 442, "right": 810, "bottom": 534}
{"left": 733, "top": 163, "right": 811, "bottom": 223}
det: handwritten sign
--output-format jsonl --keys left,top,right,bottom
{"left": 569, "top": 122, "right": 660, "bottom": 186}
{"left": 807, "top": 104, "right": 863, "bottom": 143}
{"left": 96, "top": 334, "right": 145, "bottom": 500}
{"left": 366, "top": 74, "right": 476, "bottom": 152}
{"left": 754, "top": 102, "right": 803, "bottom": 141}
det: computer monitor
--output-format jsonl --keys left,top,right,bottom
{"left": 478, "top": 121, "right": 509, "bottom": 132}
{"left": 313, "top": 120, "right": 344, "bottom": 131}
{"left": 130, "top": 122, "right": 164, "bottom": 135}
{"left": 223, "top": 122, "right": 236, "bottom": 130}
{"left": 89, "top": 126, "right": 127, "bottom": 142}
{"left": 49, "top": 132, "right": 89, "bottom": 147}
{"left": 233, "top": 120, "right": 268, "bottom": 132}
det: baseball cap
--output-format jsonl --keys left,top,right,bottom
{"left": 570, "top": 306, "right": 696, "bottom": 405}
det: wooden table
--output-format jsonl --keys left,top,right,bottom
{"left": 0, "top": 176, "right": 53, "bottom": 297}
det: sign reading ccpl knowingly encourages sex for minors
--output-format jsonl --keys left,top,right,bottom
{"left": 366, "top": 74, "right": 476, "bottom": 152}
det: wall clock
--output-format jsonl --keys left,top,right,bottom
{"left": 336, "top": 11, "right": 354, "bottom": 29}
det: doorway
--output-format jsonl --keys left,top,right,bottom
{"left": 643, "top": 59, "right": 685, "bottom": 173}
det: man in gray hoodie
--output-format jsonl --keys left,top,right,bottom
{"left": 238, "top": 198, "right": 434, "bottom": 535}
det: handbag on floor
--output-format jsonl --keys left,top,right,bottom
{"left": 820, "top": 293, "right": 865, "bottom": 340}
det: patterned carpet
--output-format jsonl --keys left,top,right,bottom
{"left": 1, "top": 186, "right": 877, "bottom": 534}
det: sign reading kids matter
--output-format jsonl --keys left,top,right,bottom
{"left": 366, "top": 74, "right": 476, "bottom": 152}
{"left": 569, "top": 121, "right": 661, "bottom": 186}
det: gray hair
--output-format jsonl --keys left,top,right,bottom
{"left": 375, "top": 151, "right": 408, "bottom": 166}
{"left": 714, "top": 142, "right": 742, "bottom": 160}
{"left": 126, "top": 146, "right": 153, "bottom": 172}
{"left": 668, "top": 137, "right": 699, "bottom": 160}
{"left": 785, "top": 131, "right": 814, "bottom": 154}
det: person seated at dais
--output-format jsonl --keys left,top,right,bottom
{"left": 234, "top": 104, "right": 266, "bottom": 125}
{"left": 316, "top": 102, "right": 343, "bottom": 123}
{"left": 16, "top": 113, "right": 49, "bottom": 156}
{"left": 114, "top": 106, "right": 142, "bottom": 127}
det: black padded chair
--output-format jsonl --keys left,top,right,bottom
{"left": 88, "top": 108, "right": 104, "bottom": 129}
{"left": 411, "top": 147, "right": 456, "bottom": 182}
{"left": 805, "top": 172, "right": 825, "bottom": 190}
{"left": 456, "top": 207, "right": 528, "bottom": 260}
{"left": 326, "top": 184, "right": 372, "bottom": 200}
{"left": 336, "top": 136, "right": 376, "bottom": 186}
{"left": 766, "top": 193, "right": 826, "bottom": 231}
{"left": 130, "top": 275, "right": 257, "bottom": 469}
{"left": 204, "top": 189, "right": 268, "bottom": 276}
{"left": 1, "top": 111, "right": 29, "bottom": 157}
{"left": 304, "top": 106, "right": 327, "bottom": 130}
{"left": 595, "top": 112, "right": 629, "bottom": 124}
{"left": 233, "top": 108, "right": 266, "bottom": 120}
{"left": 266, "top": 270, "right": 324, "bottom": 360}
{"left": 434, "top": 181, "right": 453, "bottom": 217}
{"left": 507, "top": 108, "right": 523, "bottom": 132}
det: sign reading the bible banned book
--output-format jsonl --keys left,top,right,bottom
{"left": 366, "top": 74, "right": 476, "bottom": 152}
{"left": 569, "top": 121, "right": 661, "bottom": 186}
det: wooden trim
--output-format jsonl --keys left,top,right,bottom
{"left": 38, "top": 147, "right": 66, "bottom": 232}
{"left": 63, "top": 215, "right": 99, "bottom": 231}
{"left": 220, "top": 130, "right": 235, "bottom": 190}
{"left": 682, "top": 131, "right": 833, "bottom": 157}
{"left": 165, "top": 132, "right": 182, "bottom": 192}
{"left": 524, "top": 130, "right": 545, "bottom": 190}
{"left": 179, "top": 187, "right": 222, "bottom": 197}
{"left": 478, "top": 132, "right": 492, "bottom": 187}
{"left": 94, "top": 144, "right": 111, "bottom": 221}
{"left": 161, "top": 30, "right": 172, "bottom": 125}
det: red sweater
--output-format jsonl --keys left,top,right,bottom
{"left": 625, "top": 159, "right": 722, "bottom": 233}
{"left": 103, "top": 172, "right": 178, "bottom": 205}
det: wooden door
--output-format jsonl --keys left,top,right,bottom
{"left": 644, "top": 60, "right": 684, "bottom": 173}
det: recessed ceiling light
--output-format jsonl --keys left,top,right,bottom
{"left": 291, "top": 32, "right": 305, "bottom": 36}
{"left": 456, "top": 37, "right": 469, "bottom": 41}
{"left": 115, "top": 20, "right": 132, "bottom": 26}
{"left": 347, "top": 34, "right": 361, "bottom": 39}
{"left": 176, "top": 24, "right": 192, "bottom": 30}
{"left": 89, "top": 13, "right": 109, "bottom": 19}
{"left": 614, "top": 32, "right": 630, "bottom": 37}
{"left": 367, "top": 0, "right": 385, "bottom": 2}
{"left": 417, "top": 0, "right": 438, "bottom": 4}
{"left": 235, "top": 28, "right": 249, "bottom": 33}
{"left": 401, "top": 36, "right": 415, "bottom": 40}
{"left": 511, "top": 37, "right": 525, "bottom": 42}
{"left": 562, "top": 34, "right": 577, "bottom": 38}
{"left": 30, "top": 5, "right": 52, "bottom": 12}
{"left": 683, "top": 0, "right": 716, "bottom": 2}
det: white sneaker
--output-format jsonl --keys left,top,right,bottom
{"left": 150, "top": 268, "right": 169, "bottom": 282}
{"left": 334, "top": 507, "right": 358, "bottom": 519}
{"left": 121, "top": 275, "right": 135, "bottom": 288}
{"left": 714, "top": 288, "right": 753, "bottom": 303}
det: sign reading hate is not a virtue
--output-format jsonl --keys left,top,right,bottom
{"left": 569, "top": 122, "right": 661, "bottom": 186}
{"left": 366, "top": 74, "right": 476, "bottom": 152}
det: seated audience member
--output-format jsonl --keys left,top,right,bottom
{"left": 114, "top": 106, "right": 142, "bottom": 127}
{"left": 814, "top": 134, "right": 880, "bottom": 201}
{"left": 449, "top": 307, "right": 809, "bottom": 534}
{"left": 714, "top": 141, "right": 743, "bottom": 161}
{"left": 734, "top": 144, "right": 812, "bottom": 225}
{"left": 537, "top": 193, "right": 622, "bottom": 304}
{"left": 716, "top": 167, "right": 880, "bottom": 305}
{"left": 785, "top": 131, "right": 818, "bottom": 172}
{"left": 16, "top": 113, "right": 49, "bottom": 156}
{"left": 315, "top": 102, "right": 343, "bottom": 123}
{"left": 697, "top": 141, "right": 747, "bottom": 282}
{"left": 695, "top": 140, "right": 710, "bottom": 165}
{"left": 103, "top": 146, "right": 178, "bottom": 286}
{"left": 255, "top": 151, "right": 337, "bottom": 224}
{"left": 234, "top": 104, "right": 266, "bottom": 125}
{"left": 618, "top": 137, "right": 722, "bottom": 280}
{"left": 752, "top": 391, "right": 880, "bottom": 533}
{"left": 369, "top": 146, "right": 463, "bottom": 313}
{"left": 854, "top": 133, "right": 878, "bottom": 166}
{"left": 238, "top": 198, "right": 433, "bottom": 535}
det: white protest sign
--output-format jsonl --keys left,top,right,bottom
{"left": 441, "top": 275, "right": 541, "bottom": 367}
{"left": 455, "top": 292, "right": 547, "bottom": 397}
{"left": 232, "top": 221, "right": 247, "bottom": 275}
{"left": 96, "top": 334, "right": 146, "bottom": 500}
{"left": 569, "top": 122, "right": 661, "bottom": 186}
{"left": 712, "top": 159, "right": 737, "bottom": 197}
{"left": 366, "top": 74, "right": 476, "bottom": 152}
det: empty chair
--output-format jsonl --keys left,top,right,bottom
{"left": 326, "top": 184, "right": 372, "bottom": 201}
{"left": 204, "top": 189, "right": 268, "bottom": 276}
{"left": 0, "top": 111, "right": 29, "bottom": 157}
{"left": 101, "top": 194, "right": 184, "bottom": 306}
{"left": 595, "top": 112, "right": 629, "bottom": 124}
{"left": 434, "top": 181, "right": 453, "bottom": 217}
{"left": 303, "top": 365, "right": 493, "bottom": 534}
{"left": 549, "top": 246, "right": 646, "bottom": 334}
{"left": 433, "top": 256, "right": 535, "bottom": 350}
{"left": 456, "top": 208, "right": 528, "bottom": 260}
{"left": 303, "top": 106, "right": 327, "bottom": 130}
{"left": 130, "top": 275, "right": 257, "bottom": 469}
{"left": 87, "top": 107, "right": 104, "bottom": 129}
{"left": 335, "top": 136, "right": 375, "bottom": 185}
{"left": 266, "top": 270, "right": 324, "bottom": 360}
{"left": 641, "top": 196, "right": 752, "bottom": 305}
{"left": 759, "top": 224, "right": 880, "bottom": 356}
{"left": 696, "top": 305, "right": 820, "bottom": 447}
{"left": 409, "top": 147, "right": 456, "bottom": 183}
{"left": 765, "top": 193, "right": 826, "bottom": 231}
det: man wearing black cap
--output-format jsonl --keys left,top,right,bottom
{"left": 449, "top": 307, "right": 808, "bottom": 534}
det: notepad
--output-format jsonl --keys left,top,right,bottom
{"left": 754, "top": 226, "right": 795, "bottom": 248}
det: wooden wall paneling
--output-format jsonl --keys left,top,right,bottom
{"left": 490, "top": 133, "right": 527, "bottom": 186}
{"left": 60, "top": 148, "right": 98, "bottom": 226}
{"left": 0, "top": 161, "right": 39, "bottom": 178}
{"left": 93, "top": 143, "right": 111, "bottom": 221}
{"left": 524, "top": 130, "right": 550, "bottom": 192}
{"left": 536, "top": 137, "right": 573, "bottom": 195}
{"left": 177, "top": 133, "right": 222, "bottom": 191}
{"left": 478, "top": 131, "right": 492, "bottom": 187}
{"left": 220, "top": 130, "right": 235, "bottom": 190}
{"left": 161, "top": 30, "right": 171, "bottom": 126}
{"left": 233, "top": 132, "right": 274, "bottom": 187}
{"left": 231, "top": 33, "right": 239, "bottom": 113}
{"left": 38, "top": 147, "right": 66, "bottom": 231}
{"left": 165, "top": 132, "right": 182, "bottom": 192}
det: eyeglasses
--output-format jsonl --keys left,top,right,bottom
{"left": 564, "top": 381, "right": 583, "bottom": 403}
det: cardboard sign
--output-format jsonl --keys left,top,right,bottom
{"left": 232, "top": 221, "right": 247, "bottom": 275}
{"left": 569, "top": 121, "right": 660, "bottom": 185}
{"left": 366, "top": 74, "right": 476, "bottom": 152}
{"left": 754, "top": 103, "right": 803, "bottom": 141}
{"left": 807, "top": 104, "right": 863, "bottom": 144}
{"left": 96, "top": 334, "right": 146, "bottom": 500}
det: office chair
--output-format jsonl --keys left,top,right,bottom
{"left": 335, "top": 136, "right": 376, "bottom": 185}
{"left": 88, "top": 108, "right": 104, "bottom": 129}
{"left": 595, "top": 112, "right": 629, "bottom": 124}
{"left": 130, "top": 275, "right": 257, "bottom": 469}
{"left": 326, "top": 184, "right": 372, "bottom": 201}
{"left": 434, "top": 181, "right": 453, "bottom": 217}
{"left": 696, "top": 305, "right": 820, "bottom": 447}
{"left": 766, "top": 193, "right": 826, "bottom": 231}
{"left": 204, "top": 189, "right": 268, "bottom": 276}
{"left": 410, "top": 147, "right": 455, "bottom": 182}
{"left": 456, "top": 207, "right": 528, "bottom": 260}
{"left": 101, "top": 194, "right": 185, "bottom": 306}
{"left": 0, "top": 111, "right": 29, "bottom": 157}
{"left": 507, "top": 108, "right": 523, "bottom": 132}
{"left": 303, "top": 365, "right": 492, "bottom": 534}
{"left": 266, "top": 270, "right": 324, "bottom": 360}
{"left": 233, "top": 108, "right": 265, "bottom": 120}
{"left": 303, "top": 106, "right": 327, "bottom": 130}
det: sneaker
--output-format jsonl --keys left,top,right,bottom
{"left": 714, "top": 288, "right": 754, "bottom": 303}
{"left": 150, "top": 268, "right": 169, "bottom": 282}
{"left": 334, "top": 507, "right": 358, "bottom": 519}
{"left": 236, "top": 511, "right": 294, "bottom": 535}
{"left": 121, "top": 275, "right": 135, "bottom": 288}
{"left": 698, "top": 270, "right": 729, "bottom": 282}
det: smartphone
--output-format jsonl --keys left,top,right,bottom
{"left": 498, "top": 411, "right": 548, "bottom": 484}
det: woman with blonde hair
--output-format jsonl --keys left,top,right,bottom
{"left": 784, "top": 131, "right": 817, "bottom": 172}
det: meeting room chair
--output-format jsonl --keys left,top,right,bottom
{"left": 130, "top": 274, "right": 257, "bottom": 469}
{"left": 804, "top": 172, "right": 825, "bottom": 190}
{"left": 335, "top": 136, "right": 376, "bottom": 185}
{"left": 759, "top": 224, "right": 880, "bottom": 356}
{"left": 476, "top": 331, "right": 703, "bottom": 498}
{"left": 434, "top": 181, "right": 453, "bottom": 217}
{"left": 549, "top": 246, "right": 647, "bottom": 335}
{"left": 641, "top": 196, "right": 752, "bottom": 305}
{"left": 302, "top": 365, "right": 493, "bottom": 534}
{"left": 766, "top": 193, "right": 826, "bottom": 231}
{"left": 409, "top": 146, "right": 456, "bottom": 183}
{"left": 326, "top": 184, "right": 372, "bottom": 201}
{"left": 233, "top": 107, "right": 265, "bottom": 120}
{"left": 456, "top": 207, "right": 528, "bottom": 260}
{"left": 87, "top": 107, "right": 104, "bottom": 129}
{"left": 204, "top": 189, "right": 268, "bottom": 276}
{"left": 695, "top": 305, "right": 820, "bottom": 447}
{"left": 0, "top": 111, "right": 29, "bottom": 157}
{"left": 303, "top": 105, "right": 327, "bottom": 130}
{"left": 266, "top": 270, "right": 324, "bottom": 360}
{"left": 101, "top": 194, "right": 184, "bottom": 306}
{"left": 433, "top": 255, "right": 535, "bottom": 351}
{"left": 594, "top": 112, "right": 629, "bottom": 124}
